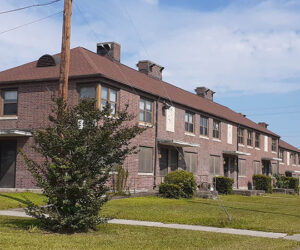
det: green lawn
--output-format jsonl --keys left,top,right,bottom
{"left": 1, "top": 192, "right": 300, "bottom": 235}
{"left": 0, "top": 216, "right": 299, "bottom": 250}
{"left": 0, "top": 192, "right": 46, "bottom": 210}
{"left": 101, "top": 194, "right": 300, "bottom": 234}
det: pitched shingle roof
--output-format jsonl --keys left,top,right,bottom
{"left": 0, "top": 47, "right": 279, "bottom": 137}
{"left": 279, "top": 139, "right": 300, "bottom": 153}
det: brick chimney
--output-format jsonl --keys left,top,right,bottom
{"left": 195, "top": 87, "right": 215, "bottom": 101}
{"left": 137, "top": 60, "right": 164, "bottom": 80}
{"left": 258, "top": 122, "right": 269, "bottom": 129}
{"left": 97, "top": 42, "right": 120, "bottom": 62}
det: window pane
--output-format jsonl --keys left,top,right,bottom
{"left": 4, "top": 103, "right": 17, "bottom": 115}
{"left": 110, "top": 103, "right": 116, "bottom": 115}
{"left": 189, "top": 123, "right": 193, "bottom": 133}
{"left": 4, "top": 91, "right": 17, "bottom": 101}
{"left": 185, "top": 113, "right": 188, "bottom": 122}
{"left": 189, "top": 114, "right": 194, "bottom": 123}
{"left": 80, "top": 87, "right": 95, "bottom": 99}
{"left": 101, "top": 87, "right": 108, "bottom": 100}
{"left": 146, "top": 101, "right": 152, "bottom": 111}
{"left": 146, "top": 112, "right": 152, "bottom": 123}
{"left": 138, "top": 147, "right": 153, "bottom": 173}
{"left": 139, "top": 99, "right": 145, "bottom": 110}
{"left": 110, "top": 89, "right": 117, "bottom": 102}
{"left": 185, "top": 122, "right": 189, "bottom": 132}
{"left": 139, "top": 111, "right": 145, "bottom": 121}
{"left": 100, "top": 100, "right": 107, "bottom": 111}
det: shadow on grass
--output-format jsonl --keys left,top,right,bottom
{"left": 187, "top": 200, "right": 300, "bottom": 218}
{"left": 0, "top": 194, "right": 32, "bottom": 207}
{"left": 0, "top": 216, "right": 42, "bottom": 231}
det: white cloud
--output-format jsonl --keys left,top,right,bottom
{"left": 140, "top": 0, "right": 158, "bottom": 5}
{"left": 1, "top": 0, "right": 300, "bottom": 95}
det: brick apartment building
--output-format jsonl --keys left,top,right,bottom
{"left": 0, "top": 41, "right": 299, "bottom": 191}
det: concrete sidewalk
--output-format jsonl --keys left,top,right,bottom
{"left": 0, "top": 209, "right": 299, "bottom": 241}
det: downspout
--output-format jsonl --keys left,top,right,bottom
{"left": 153, "top": 99, "right": 159, "bottom": 189}
{"left": 236, "top": 126, "right": 239, "bottom": 189}
{"left": 277, "top": 138, "right": 280, "bottom": 175}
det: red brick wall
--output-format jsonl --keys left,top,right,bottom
{"left": 1, "top": 78, "right": 297, "bottom": 191}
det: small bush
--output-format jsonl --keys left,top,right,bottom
{"left": 253, "top": 174, "right": 272, "bottom": 193}
{"left": 275, "top": 174, "right": 299, "bottom": 193}
{"left": 275, "top": 174, "right": 290, "bottom": 189}
{"left": 159, "top": 183, "right": 181, "bottom": 199}
{"left": 160, "top": 170, "right": 197, "bottom": 198}
{"left": 213, "top": 176, "right": 234, "bottom": 194}
{"left": 288, "top": 177, "right": 299, "bottom": 193}
{"left": 112, "top": 165, "right": 130, "bottom": 196}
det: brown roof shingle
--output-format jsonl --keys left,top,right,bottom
{"left": 279, "top": 139, "right": 300, "bottom": 153}
{"left": 0, "top": 47, "right": 279, "bottom": 137}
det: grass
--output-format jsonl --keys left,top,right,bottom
{"left": 0, "top": 192, "right": 46, "bottom": 210}
{"left": 0, "top": 216, "right": 299, "bottom": 249}
{"left": 1, "top": 192, "right": 300, "bottom": 235}
{"left": 101, "top": 194, "right": 300, "bottom": 234}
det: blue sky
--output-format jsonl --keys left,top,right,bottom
{"left": 0, "top": 0, "right": 299, "bottom": 148}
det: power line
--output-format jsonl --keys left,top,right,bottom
{"left": 0, "top": 0, "right": 62, "bottom": 15}
{"left": 0, "top": 11, "right": 63, "bottom": 36}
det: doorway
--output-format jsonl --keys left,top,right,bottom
{"left": 262, "top": 160, "right": 272, "bottom": 176}
{"left": 159, "top": 147, "right": 178, "bottom": 176}
{"left": 0, "top": 141, "right": 17, "bottom": 188}
{"left": 224, "top": 156, "right": 237, "bottom": 188}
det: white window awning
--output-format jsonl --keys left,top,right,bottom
{"left": 158, "top": 139, "right": 200, "bottom": 148}
{"left": 272, "top": 157, "right": 282, "bottom": 162}
{"left": 262, "top": 157, "right": 282, "bottom": 162}
{"left": 0, "top": 130, "right": 32, "bottom": 137}
{"left": 223, "top": 151, "right": 251, "bottom": 156}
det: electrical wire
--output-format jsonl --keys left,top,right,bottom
{"left": 0, "top": 0, "right": 62, "bottom": 15}
{"left": 0, "top": 11, "right": 63, "bottom": 36}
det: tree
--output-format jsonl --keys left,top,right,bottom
{"left": 21, "top": 98, "right": 145, "bottom": 233}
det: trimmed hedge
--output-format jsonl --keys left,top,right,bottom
{"left": 253, "top": 174, "right": 272, "bottom": 193}
{"left": 159, "top": 183, "right": 181, "bottom": 199}
{"left": 213, "top": 176, "right": 234, "bottom": 194}
{"left": 275, "top": 174, "right": 299, "bottom": 193}
{"left": 159, "top": 170, "right": 197, "bottom": 199}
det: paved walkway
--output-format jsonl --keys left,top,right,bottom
{"left": 0, "top": 209, "right": 299, "bottom": 241}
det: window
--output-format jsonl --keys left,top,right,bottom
{"left": 238, "top": 128, "right": 244, "bottom": 144}
{"left": 184, "top": 152, "right": 197, "bottom": 174}
{"left": 253, "top": 161, "right": 261, "bottom": 175}
{"left": 80, "top": 86, "right": 96, "bottom": 99}
{"left": 291, "top": 153, "right": 296, "bottom": 165}
{"left": 298, "top": 154, "right": 300, "bottom": 165}
{"left": 200, "top": 116, "right": 208, "bottom": 136}
{"left": 247, "top": 130, "right": 253, "bottom": 146}
{"left": 238, "top": 159, "right": 246, "bottom": 177}
{"left": 279, "top": 149, "right": 284, "bottom": 162}
{"left": 139, "top": 98, "right": 153, "bottom": 123}
{"left": 185, "top": 111, "right": 194, "bottom": 133}
{"left": 255, "top": 133, "right": 260, "bottom": 148}
{"left": 271, "top": 138, "right": 277, "bottom": 152}
{"left": 213, "top": 120, "right": 220, "bottom": 139}
{"left": 272, "top": 163, "right": 278, "bottom": 175}
{"left": 209, "top": 155, "right": 220, "bottom": 176}
{"left": 138, "top": 146, "right": 153, "bottom": 173}
{"left": 2, "top": 90, "right": 18, "bottom": 116}
{"left": 101, "top": 86, "right": 118, "bottom": 115}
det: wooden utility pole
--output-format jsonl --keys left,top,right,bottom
{"left": 58, "top": 0, "right": 72, "bottom": 101}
